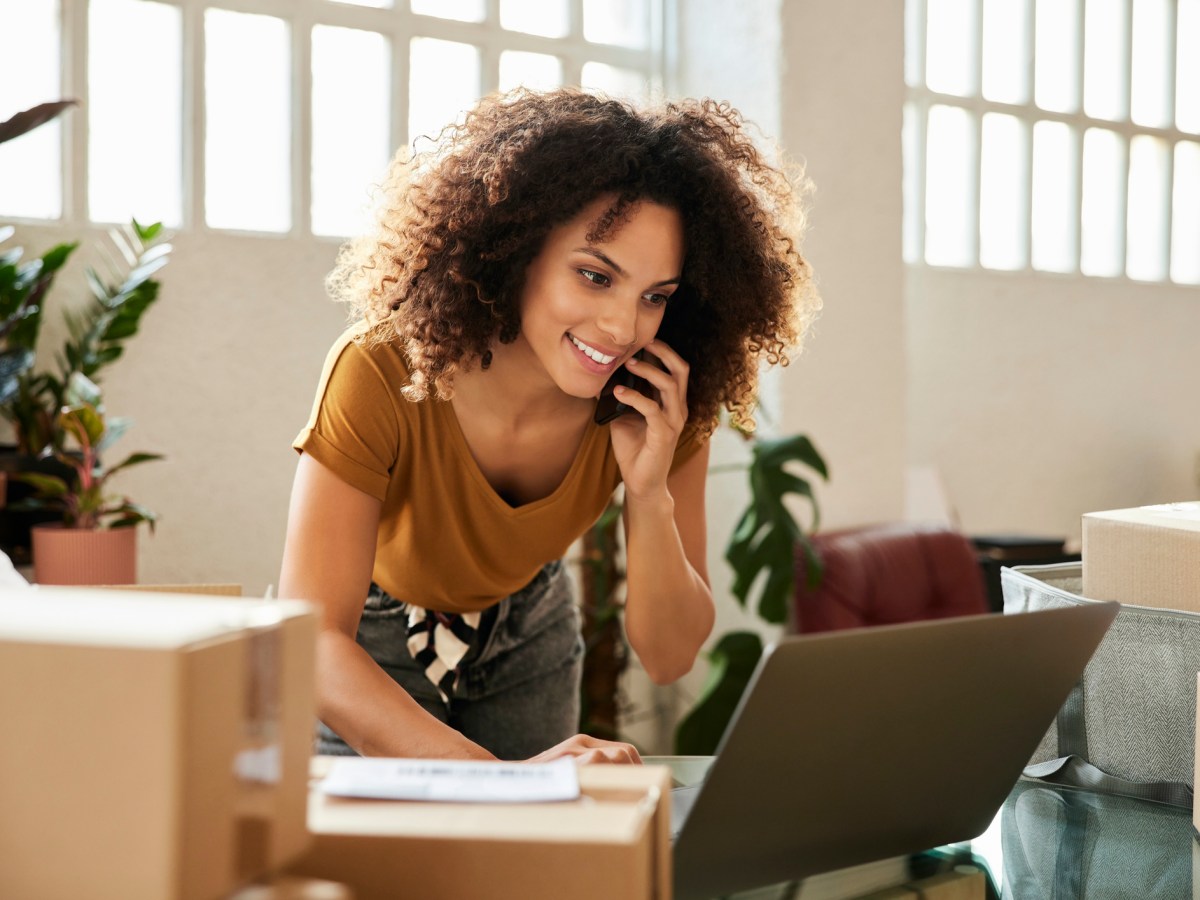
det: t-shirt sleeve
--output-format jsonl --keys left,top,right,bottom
{"left": 669, "top": 416, "right": 713, "bottom": 474}
{"left": 293, "top": 335, "right": 400, "bottom": 501}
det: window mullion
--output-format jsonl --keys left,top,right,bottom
{"left": 1162, "top": 0, "right": 1178, "bottom": 279}
{"left": 1071, "top": 0, "right": 1085, "bottom": 272}
{"left": 186, "top": 2, "right": 205, "bottom": 231}
{"left": 63, "top": 0, "right": 88, "bottom": 223}
{"left": 970, "top": 0, "right": 983, "bottom": 264}
{"left": 1022, "top": 0, "right": 1037, "bottom": 271}
{"left": 294, "top": 3, "right": 312, "bottom": 238}
{"left": 392, "top": 13, "right": 410, "bottom": 159}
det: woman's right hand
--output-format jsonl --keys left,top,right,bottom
{"left": 524, "top": 734, "right": 643, "bottom": 765}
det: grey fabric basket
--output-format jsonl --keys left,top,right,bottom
{"left": 1001, "top": 562, "right": 1199, "bottom": 808}
{"left": 1001, "top": 779, "right": 1193, "bottom": 899}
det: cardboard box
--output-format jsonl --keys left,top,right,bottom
{"left": 286, "top": 758, "right": 672, "bottom": 900}
{"left": 228, "top": 876, "right": 353, "bottom": 899}
{"left": 0, "top": 587, "right": 317, "bottom": 900}
{"left": 1082, "top": 502, "right": 1200, "bottom": 611}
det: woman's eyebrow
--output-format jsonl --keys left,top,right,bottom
{"left": 574, "top": 247, "right": 682, "bottom": 287}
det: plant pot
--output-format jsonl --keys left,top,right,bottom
{"left": 31, "top": 524, "right": 137, "bottom": 586}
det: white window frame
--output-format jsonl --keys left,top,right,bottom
{"left": 43, "top": 0, "right": 669, "bottom": 236}
{"left": 905, "top": 0, "right": 1197, "bottom": 284}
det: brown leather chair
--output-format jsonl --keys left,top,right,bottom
{"left": 793, "top": 523, "right": 989, "bottom": 633}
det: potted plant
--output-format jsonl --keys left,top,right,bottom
{"left": 0, "top": 98, "right": 169, "bottom": 563}
{"left": 0, "top": 220, "right": 169, "bottom": 561}
{"left": 13, "top": 374, "right": 162, "bottom": 585}
{"left": 673, "top": 432, "right": 828, "bottom": 754}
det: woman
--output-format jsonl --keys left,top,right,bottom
{"left": 279, "top": 88, "right": 818, "bottom": 763}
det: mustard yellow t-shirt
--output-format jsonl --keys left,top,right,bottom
{"left": 293, "top": 330, "right": 708, "bottom": 613}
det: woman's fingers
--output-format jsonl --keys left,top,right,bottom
{"left": 525, "top": 734, "right": 643, "bottom": 765}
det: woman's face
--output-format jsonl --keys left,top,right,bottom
{"left": 515, "top": 195, "right": 685, "bottom": 401}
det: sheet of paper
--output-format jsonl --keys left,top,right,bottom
{"left": 319, "top": 756, "right": 581, "bottom": 803}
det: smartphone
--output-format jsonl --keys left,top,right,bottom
{"left": 594, "top": 349, "right": 659, "bottom": 425}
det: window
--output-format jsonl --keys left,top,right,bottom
{"left": 1, "top": 0, "right": 666, "bottom": 237}
{"left": 906, "top": 0, "right": 1200, "bottom": 285}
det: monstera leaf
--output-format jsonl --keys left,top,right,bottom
{"left": 725, "top": 433, "right": 828, "bottom": 625}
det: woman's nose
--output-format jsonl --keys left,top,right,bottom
{"left": 595, "top": 296, "right": 638, "bottom": 348}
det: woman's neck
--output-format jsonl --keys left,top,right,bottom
{"left": 452, "top": 338, "right": 590, "bottom": 427}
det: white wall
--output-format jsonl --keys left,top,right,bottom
{"left": 909, "top": 268, "right": 1200, "bottom": 542}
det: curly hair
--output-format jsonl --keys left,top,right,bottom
{"left": 326, "top": 87, "right": 819, "bottom": 433}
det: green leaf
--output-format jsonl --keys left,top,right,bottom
{"left": 60, "top": 404, "right": 105, "bottom": 447}
{"left": 674, "top": 631, "right": 764, "bottom": 755}
{"left": 104, "top": 452, "right": 164, "bottom": 478}
{"left": 756, "top": 433, "right": 829, "bottom": 480}
{"left": 132, "top": 220, "right": 163, "bottom": 242}
{"left": 756, "top": 562, "right": 794, "bottom": 625}
{"left": 13, "top": 472, "right": 71, "bottom": 498}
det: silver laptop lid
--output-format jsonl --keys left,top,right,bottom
{"left": 673, "top": 602, "right": 1118, "bottom": 900}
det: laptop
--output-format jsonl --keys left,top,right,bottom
{"left": 665, "top": 601, "right": 1119, "bottom": 900}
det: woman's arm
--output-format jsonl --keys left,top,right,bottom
{"left": 621, "top": 441, "right": 716, "bottom": 684}
{"left": 278, "top": 453, "right": 497, "bottom": 760}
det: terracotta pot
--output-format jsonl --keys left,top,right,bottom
{"left": 31, "top": 524, "right": 137, "bottom": 586}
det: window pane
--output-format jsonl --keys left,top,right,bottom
{"left": 924, "top": 105, "right": 975, "bottom": 267}
{"left": 1126, "top": 135, "right": 1169, "bottom": 281}
{"left": 982, "top": 0, "right": 1031, "bottom": 104}
{"left": 500, "top": 0, "right": 568, "bottom": 39}
{"left": 1130, "top": 0, "right": 1172, "bottom": 127}
{"left": 0, "top": 0, "right": 62, "bottom": 219}
{"left": 1031, "top": 120, "right": 1076, "bottom": 272}
{"left": 1035, "top": 0, "right": 1080, "bottom": 113}
{"left": 330, "top": 0, "right": 392, "bottom": 7}
{"left": 409, "top": 38, "right": 481, "bottom": 148}
{"left": 584, "top": 0, "right": 648, "bottom": 48}
{"left": 1083, "top": 0, "right": 1128, "bottom": 120}
{"left": 205, "top": 10, "right": 291, "bottom": 232}
{"left": 312, "top": 26, "right": 391, "bottom": 238}
{"left": 1080, "top": 128, "right": 1125, "bottom": 277}
{"left": 580, "top": 62, "right": 647, "bottom": 100}
{"left": 411, "top": 0, "right": 484, "bottom": 23}
{"left": 499, "top": 51, "right": 564, "bottom": 93}
{"left": 926, "top": 0, "right": 976, "bottom": 96}
{"left": 1172, "top": 141, "right": 1200, "bottom": 283}
{"left": 88, "top": 0, "right": 182, "bottom": 227}
{"left": 980, "top": 113, "right": 1028, "bottom": 270}
{"left": 1178, "top": 0, "right": 1200, "bottom": 132}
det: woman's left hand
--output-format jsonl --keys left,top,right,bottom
{"left": 608, "top": 339, "right": 690, "bottom": 503}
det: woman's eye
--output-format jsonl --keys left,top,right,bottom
{"left": 578, "top": 269, "right": 610, "bottom": 287}
{"left": 644, "top": 292, "right": 670, "bottom": 307}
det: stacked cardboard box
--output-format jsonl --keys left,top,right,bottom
{"left": 1082, "top": 502, "right": 1200, "bottom": 611}
{"left": 0, "top": 587, "right": 318, "bottom": 900}
{"left": 286, "top": 758, "right": 673, "bottom": 900}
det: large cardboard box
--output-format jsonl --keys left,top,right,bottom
{"left": 286, "top": 758, "right": 672, "bottom": 900}
{"left": 1082, "top": 502, "right": 1200, "bottom": 611}
{"left": 0, "top": 587, "right": 318, "bottom": 900}
{"left": 228, "top": 876, "right": 353, "bottom": 899}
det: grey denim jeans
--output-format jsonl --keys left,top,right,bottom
{"left": 316, "top": 560, "right": 584, "bottom": 760}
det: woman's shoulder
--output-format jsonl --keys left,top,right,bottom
{"left": 326, "top": 322, "right": 412, "bottom": 384}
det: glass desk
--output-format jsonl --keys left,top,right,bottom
{"left": 646, "top": 757, "right": 1196, "bottom": 899}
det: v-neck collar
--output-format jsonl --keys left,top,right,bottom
{"left": 434, "top": 395, "right": 603, "bottom": 516}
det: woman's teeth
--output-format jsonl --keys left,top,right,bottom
{"left": 569, "top": 335, "right": 616, "bottom": 365}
